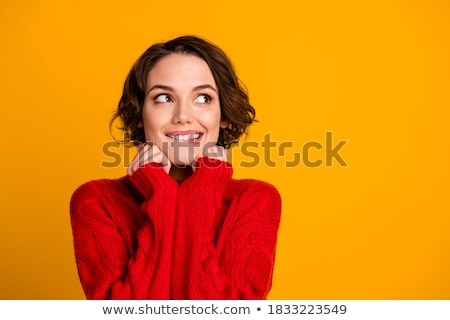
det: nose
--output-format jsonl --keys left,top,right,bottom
{"left": 172, "top": 99, "right": 193, "bottom": 124}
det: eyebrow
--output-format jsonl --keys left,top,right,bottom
{"left": 193, "top": 84, "right": 218, "bottom": 93}
{"left": 146, "top": 84, "right": 218, "bottom": 95}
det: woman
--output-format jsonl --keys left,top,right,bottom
{"left": 70, "top": 35, "right": 282, "bottom": 299}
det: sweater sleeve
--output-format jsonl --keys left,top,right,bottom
{"left": 171, "top": 158, "right": 282, "bottom": 299}
{"left": 70, "top": 163, "right": 178, "bottom": 299}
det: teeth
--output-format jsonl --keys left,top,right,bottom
{"left": 169, "top": 133, "right": 201, "bottom": 141}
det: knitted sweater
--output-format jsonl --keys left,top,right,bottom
{"left": 70, "top": 158, "right": 282, "bottom": 299}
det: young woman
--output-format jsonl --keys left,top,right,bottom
{"left": 70, "top": 36, "right": 282, "bottom": 299}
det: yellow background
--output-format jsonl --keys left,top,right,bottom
{"left": 1, "top": 0, "right": 449, "bottom": 299}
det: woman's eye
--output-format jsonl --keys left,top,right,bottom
{"left": 194, "top": 94, "right": 211, "bottom": 104}
{"left": 154, "top": 94, "right": 172, "bottom": 103}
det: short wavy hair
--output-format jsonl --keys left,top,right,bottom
{"left": 111, "top": 35, "right": 256, "bottom": 148}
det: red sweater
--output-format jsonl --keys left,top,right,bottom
{"left": 70, "top": 158, "right": 281, "bottom": 299}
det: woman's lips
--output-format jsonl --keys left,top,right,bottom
{"left": 165, "top": 131, "right": 203, "bottom": 143}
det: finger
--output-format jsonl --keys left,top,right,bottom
{"left": 137, "top": 144, "right": 158, "bottom": 167}
{"left": 138, "top": 145, "right": 171, "bottom": 172}
{"left": 140, "top": 150, "right": 164, "bottom": 167}
{"left": 160, "top": 153, "right": 171, "bottom": 174}
{"left": 128, "top": 143, "right": 153, "bottom": 175}
{"left": 192, "top": 145, "right": 227, "bottom": 172}
{"left": 127, "top": 146, "right": 142, "bottom": 176}
{"left": 151, "top": 151, "right": 171, "bottom": 174}
{"left": 129, "top": 143, "right": 172, "bottom": 176}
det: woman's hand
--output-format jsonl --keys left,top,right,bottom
{"left": 192, "top": 145, "right": 229, "bottom": 172}
{"left": 127, "top": 143, "right": 171, "bottom": 176}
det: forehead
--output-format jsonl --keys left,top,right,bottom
{"left": 146, "top": 54, "right": 216, "bottom": 88}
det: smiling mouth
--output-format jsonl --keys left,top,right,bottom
{"left": 166, "top": 132, "right": 203, "bottom": 142}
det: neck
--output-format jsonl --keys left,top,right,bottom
{"left": 169, "top": 165, "right": 194, "bottom": 183}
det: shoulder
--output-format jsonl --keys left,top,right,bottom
{"left": 224, "top": 179, "right": 282, "bottom": 220}
{"left": 70, "top": 176, "right": 134, "bottom": 214}
{"left": 71, "top": 177, "right": 128, "bottom": 201}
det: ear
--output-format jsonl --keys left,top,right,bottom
{"left": 220, "top": 121, "right": 228, "bottom": 129}
{"left": 137, "top": 121, "right": 144, "bottom": 128}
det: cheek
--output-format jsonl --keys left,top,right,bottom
{"left": 204, "top": 109, "right": 222, "bottom": 134}
{"left": 142, "top": 114, "right": 163, "bottom": 141}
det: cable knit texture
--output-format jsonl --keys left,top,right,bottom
{"left": 70, "top": 158, "right": 281, "bottom": 299}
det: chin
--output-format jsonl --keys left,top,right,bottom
{"left": 168, "top": 153, "right": 198, "bottom": 168}
{"left": 171, "top": 159, "right": 203, "bottom": 169}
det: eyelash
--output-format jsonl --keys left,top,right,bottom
{"left": 154, "top": 94, "right": 173, "bottom": 103}
{"left": 195, "top": 94, "right": 212, "bottom": 104}
{"left": 153, "top": 93, "right": 212, "bottom": 104}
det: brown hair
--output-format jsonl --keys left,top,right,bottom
{"left": 111, "top": 35, "right": 256, "bottom": 148}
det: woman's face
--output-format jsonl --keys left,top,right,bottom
{"left": 142, "top": 53, "right": 223, "bottom": 166}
